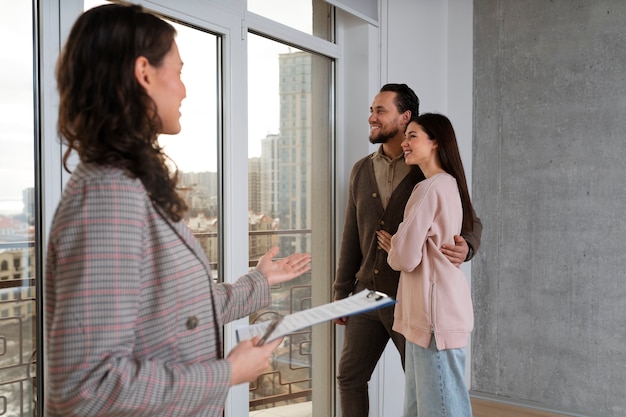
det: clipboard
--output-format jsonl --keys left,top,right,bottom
{"left": 236, "top": 289, "right": 396, "bottom": 344}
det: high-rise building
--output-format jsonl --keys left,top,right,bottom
{"left": 259, "top": 133, "right": 280, "bottom": 219}
{"left": 260, "top": 52, "right": 312, "bottom": 254}
{"left": 248, "top": 157, "right": 262, "bottom": 215}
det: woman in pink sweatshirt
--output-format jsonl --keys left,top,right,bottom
{"left": 378, "top": 113, "right": 476, "bottom": 417}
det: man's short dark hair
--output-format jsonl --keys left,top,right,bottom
{"left": 380, "top": 83, "right": 420, "bottom": 117}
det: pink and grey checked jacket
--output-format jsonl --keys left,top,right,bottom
{"left": 45, "top": 162, "right": 271, "bottom": 416}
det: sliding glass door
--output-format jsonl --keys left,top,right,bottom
{"left": 247, "top": 32, "right": 334, "bottom": 415}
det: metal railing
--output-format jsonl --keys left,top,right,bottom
{"left": 0, "top": 242, "right": 37, "bottom": 417}
{"left": 248, "top": 284, "right": 313, "bottom": 410}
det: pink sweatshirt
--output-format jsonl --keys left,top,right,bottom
{"left": 387, "top": 173, "right": 473, "bottom": 350}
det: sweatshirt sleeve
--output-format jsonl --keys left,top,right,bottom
{"left": 387, "top": 181, "right": 438, "bottom": 272}
{"left": 387, "top": 175, "right": 460, "bottom": 273}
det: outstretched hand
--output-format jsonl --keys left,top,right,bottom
{"left": 256, "top": 246, "right": 312, "bottom": 285}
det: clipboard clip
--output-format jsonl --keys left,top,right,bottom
{"left": 366, "top": 290, "right": 384, "bottom": 301}
{"left": 256, "top": 315, "right": 284, "bottom": 346}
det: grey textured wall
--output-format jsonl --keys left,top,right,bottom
{"left": 472, "top": 1, "right": 626, "bottom": 416}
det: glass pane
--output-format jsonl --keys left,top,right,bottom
{"left": 84, "top": 0, "right": 221, "bottom": 281}
{"left": 248, "top": 33, "right": 333, "bottom": 414}
{"left": 248, "top": 0, "right": 333, "bottom": 42}
{"left": 0, "top": 2, "right": 37, "bottom": 417}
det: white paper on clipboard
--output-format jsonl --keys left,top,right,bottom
{"left": 236, "top": 289, "right": 396, "bottom": 344}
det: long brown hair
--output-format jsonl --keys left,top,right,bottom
{"left": 413, "top": 113, "right": 475, "bottom": 233}
{"left": 56, "top": 4, "right": 187, "bottom": 221}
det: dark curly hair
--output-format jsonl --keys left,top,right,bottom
{"left": 56, "top": 4, "right": 187, "bottom": 222}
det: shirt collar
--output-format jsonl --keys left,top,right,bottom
{"left": 371, "top": 144, "right": 405, "bottom": 163}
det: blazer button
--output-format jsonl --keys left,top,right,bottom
{"left": 186, "top": 316, "right": 199, "bottom": 330}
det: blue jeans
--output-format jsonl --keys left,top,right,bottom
{"left": 403, "top": 337, "right": 472, "bottom": 417}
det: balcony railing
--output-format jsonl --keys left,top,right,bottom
{"left": 0, "top": 241, "right": 37, "bottom": 417}
{"left": 248, "top": 284, "right": 312, "bottom": 410}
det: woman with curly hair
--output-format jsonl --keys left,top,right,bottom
{"left": 46, "top": 4, "right": 310, "bottom": 416}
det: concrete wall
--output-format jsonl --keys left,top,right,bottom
{"left": 472, "top": 1, "right": 626, "bottom": 416}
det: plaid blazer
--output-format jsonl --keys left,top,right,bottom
{"left": 45, "top": 162, "right": 271, "bottom": 417}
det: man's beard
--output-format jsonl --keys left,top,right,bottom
{"left": 369, "top": 125, "right": 400, "bottom": 144}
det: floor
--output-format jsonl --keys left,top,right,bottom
{"left": 248, "top": 398, "right": 574, "bottom": 417}
{"left": 249, "top": 402, "right": 312, "bottom": 417}
{"left": 471, "top": 397, "right": 574, "bottom": 417}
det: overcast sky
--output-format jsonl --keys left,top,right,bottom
{"left": 0, "top": 1, "right": 35, "bottom": 214}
